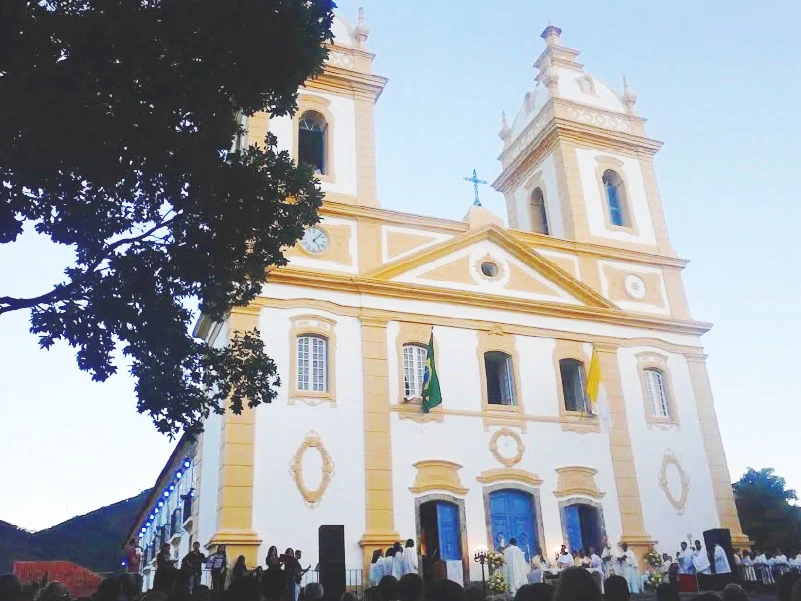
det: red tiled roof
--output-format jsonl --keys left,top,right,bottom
{"left": 13, "top": 561, "right": 103, "bottom": 598}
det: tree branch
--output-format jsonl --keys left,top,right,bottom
{"left": 0, "top": 217, "right": 178, "bottom": 316}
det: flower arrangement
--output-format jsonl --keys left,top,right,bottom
{"left": 487, "top": 550, "right": 505, "bottom": 570}
{"left": 488, "top": 571, "right": 508, "bottom": 593}
{"left": 644, "top": 570, "right": 665, "bottom": 590}
{"left": 644, "top": 548, "right": 663, "bottom": 568}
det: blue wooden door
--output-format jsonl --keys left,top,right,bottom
{"left": 436, "top": 502, "right": 462, "bottom": 561}
{"left": 563, "top": 505, "right": 583, "bottom": 552}
{"left": 489, "top": 490, "right": 537, "bottom": 561}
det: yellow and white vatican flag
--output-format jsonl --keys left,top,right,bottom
{"left": 586, "top": 349, "right": 611, "bottom": 431}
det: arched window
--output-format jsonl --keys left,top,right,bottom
{"left": 297, "top": 334, "right": 328, "bottom": 392}
{"left": 530, "top": 188, "right": 549, "bottom": 235}
{"left": 644, "top": 368, "right": 670, "bottom": 418}
{"left": 602, "top": 169, "right": 629, "bottom": 227}
{"left": 559, "top": 358, "right": 589, "bottom": 412}
{"left": 403, "top": 343, "right": 428, "bottom": 399}
{"left": 484, "top": 351, "right": 516, "bottom": 406}
{"left": 298, "top": 110, "right": 327, "bottom": 174}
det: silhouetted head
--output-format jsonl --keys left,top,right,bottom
{"left": 509, "top": 538, "right": 518, "bottom": 547}
{"left": 694, "top": 593, "right": 721, "bottom": 601}
{"left": 193, "top": 542, "right": 200, "bottom": 552}
{"left": 554, "top": 567, "right": 599, "bottom": 601}
{"left": 41, "top": 582, "right": 69, "bottom": 601}
{"left": 656, "top": 583, "right": 679, "bottom": 601}
{"left": 295, "top": 550, "right": 302, "bottom": 559}
{"left": 235, "top": 556, "right": 246, "bottom": 566}
{"left": 779, "top": 571, "right": 800, "bottom": 601}
{"left": 218, "top": 545, "right": 226, "bottom": 554}
{"left": 393, "top": 542, "right": 402, "bottom": 553}
{"left": 386, "top": 548, "right": 396, "bottom": 559}
{"left": 465, "top": 585, "right": 483, "bottom": 601}
{"left": 603, "top": 576, "right": 630, "bottom": 601}
{"left": 398, "top": 574, "right": 423, "bottom": 601}
{"left": 341, "top": 593, "right": 358, "bottom": 601}
{"left": 260, "top": 566, "right": 287, "bottom": 601}
{"left": 515, "top": 583, "right": 553, "bottom": 601}
{"left": 405, "top": 539, "right": 414, "bottom": 549}
{"left": 304, "top": 583, "right": 324, "bottom": 601}
{"left": 161, "top": 544, "right": 171, "bottom": 555}
{"left": 722, "top": 583, "right": 748, "bottom": 601}
{"left": 681, "top": 542, "right": 687, "bottom": 551}
{"left": 378, "top": 576, "right": 399, "bottom": 601}
{"left": 0, "top": 574, "right": 22, "bottom": 601}
{"left": 372, "top": 549, "right": 384, "bottom": 564}
{"left": 424, "top": 579, "right": 465, "bottom": 601}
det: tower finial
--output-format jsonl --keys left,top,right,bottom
{"left": 622, "top": 74, "right": 637, "bottom": 112}
{"left": 354, "top": 7, "right": 370, "bottom": 48}
{"left": 499, "top": 110, "right": 511, "bottom": 143}
{"left": 540, "top": 24, "right": 562, "bottom": 47}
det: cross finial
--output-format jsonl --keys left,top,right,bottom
{"left": 463, "top": 169, "right": 488, "bottom": 206}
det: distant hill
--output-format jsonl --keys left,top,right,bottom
{"left": 0, "top": 489, "right": 150, "bottom": 574}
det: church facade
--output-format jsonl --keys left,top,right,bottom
{"left": 129, "top": 12, "right": 748, "bottom": 584}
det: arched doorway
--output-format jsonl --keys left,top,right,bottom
{"left": 560, "top": 500, "right": 605, "bottom": 553}
{"left": 487, "top": 489, "right": 540, "bottom": 561}
{"left": 416, "top": 496, "right": 466, "bottom": 584}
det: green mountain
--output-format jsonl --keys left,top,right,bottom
{"left": 0, "top": 489, "right": 150, "bottom": 574}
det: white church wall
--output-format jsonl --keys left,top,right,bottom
{"left": 617, "top": 347, "right": 720, "bottom": 549}
{"left": 260, "top": 283, "right": 704, "bottom": 350}
{"left": 252, "top": 306, "right": 367, "bottom": 570}
{"left": 196, "top": 321, "right": 229, "bottom": 550}
{"left": 597, "top": 260, "right": 671, "bottom": 316}
{"left": 554, "top": 68, "right": 626, "bottom": 113}
{"left": 574, "top": 148, "right": 657, "bottom": 246}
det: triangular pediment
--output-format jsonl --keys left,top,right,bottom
{"left": 364, "top": 225, "right": 616, "bottom": 309}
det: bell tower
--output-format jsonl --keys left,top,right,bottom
{"left": 493, "top": 25, "right": 675, "bottom": 258}
{"left": 245, "top": 9, "right": 387, "bottom": 208}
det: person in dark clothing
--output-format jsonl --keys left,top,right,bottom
{"left": 398, "top": 574, "right": 423, "bottom": 601}
{"left": 154, "top": 544, "right": 177, "bottom": 592}
{"left": 604, "top": 576, "right": 630, "bottom": 601}
{"left": 262, "top": 564, "right": 288, "bottom": 601}
{"left": 232, "top": 556, "right": 249, "bottom": 582}
{"left": 183, "top": 543, "right": 207, "bottom": 593}
{"left": 209, "top": 545, "right": 228, "bottom": 594}
{"left": 554, "top": 567, "right": 600, "bottom": 601}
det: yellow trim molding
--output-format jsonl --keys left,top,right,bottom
{"left": 635, "top": 351, "right": 680, "bottom": 428}
{"left": 477, "top": 468, "right": 543, "bottom": 487}
{"left": 410, "top": 460, "right": 469, "bottom": 495}
{"left": 489, "top": 427, "right": 525, "bottom": 467}
{"left": 289, "top": 430, "right": 335, "bottom": 508}
{"left": 658, "top": 449, "right": 690, "bottom": 515}
{"left": 553, "top": 466, "right": 605, "bottom": 499}
{"left": 288, "top": 314, "right": 337, "bottom": 406}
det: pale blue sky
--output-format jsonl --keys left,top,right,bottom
{"left": 1, "top": 1, "right": 799, "bottom": 531}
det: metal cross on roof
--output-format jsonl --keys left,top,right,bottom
{"left": 463, "top": 169, "right": 488, "bottom": 206}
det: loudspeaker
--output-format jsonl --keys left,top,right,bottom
{"left": 318, "top": 525, "right": 346, "bottom": 601}
{"left": 703, "top": 528, "right": 735, "bottom": 577}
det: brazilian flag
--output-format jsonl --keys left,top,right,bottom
{"left": 422, "top": 331, "right": 442, "bottom": 413}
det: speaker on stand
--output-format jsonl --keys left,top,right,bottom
{"left": 318, "top": 525, "right": 346, "bottom": 601}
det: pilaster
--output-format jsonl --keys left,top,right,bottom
{"left": 685, "top": 355, "right": 750, "bottom": 548}
{"left": 207, "top": 307, "right": 263, "bottom": 565}
{"left": 596, "top": 343, "right": 655, "bottom": 566}
{"left": 358, "top": 316, "right": 399, "bottom": 569}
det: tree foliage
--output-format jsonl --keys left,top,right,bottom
{"left": 0, "top": 0, "right": 335, "bottom": 436}
{"left": 733, "top": 467, "right": 801, "bottom": 553}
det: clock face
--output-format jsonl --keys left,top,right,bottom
{"left": 300, "top": 226, "right": 330, "bottom": 254}
{"left": 624, "top": 274, "right": 646, "bottom": 300}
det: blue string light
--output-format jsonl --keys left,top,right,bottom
{"left": 140, "top": 459, "right": 192, "bottom": 536}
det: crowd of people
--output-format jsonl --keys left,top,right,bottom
{"left": 3, "top": 564, "right": 801, "bottom": 601}
{"left": 369, "top": 541, "right": 419, "bottom": 586}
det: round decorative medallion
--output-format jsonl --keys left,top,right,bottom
{"left": 489, "top": 428, "right": 525, "bottom": 467}
{"left": 300, "top": 226, "right": 330, "bottom": 254}
{"left": 658, "top": 449, "right": 690, "bottom": 515}
{"left": 289, "top": 431, "right": 334, "bottom": 508}
{"left": 623, "top": 274, "right": 646, "bottom": 300}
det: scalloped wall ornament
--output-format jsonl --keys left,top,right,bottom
{"left": 489, "top": 427, "right": 525, "bottom": 467}
{"left": 290, "top": 431, "right": 335, "bottom": 508}
{"left": 658, "top": 449, "right": 690, "bottom": 515}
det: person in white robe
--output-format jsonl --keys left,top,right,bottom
{"left": 384, "top": 547, "right": 397, "bottom": 578}
{"left": 369, "top": 550, "right": 385, "bottom": 587}
{"left": 660, "top": 554, "right": 672, "bottom": 575}
{"left": 774, "top": 550, "right": 789, "bottom": 566}
{"left": 678, "top": 542, "right": 695, "bottom": 575}
{"left": 618, "top": 543, "right": 641, "bottom": 594}
{"left": 392, "top": 543, "right": 404, "bottom": 579}
{"left": 401, "top": 539, "right": 418, "bottom": 576}
{"left": 792, "top": 553, "right": 801, "bottom": 568}
{"left": 557, "top": 546, "right": 574, "bottom": 570}
{"left": 528, "top": 547, "right": 544, "bottom": 584}
{"left": 601, "top": 541, "right": 615, "bottom": 577}
{"left": 713, "top": 545, "right": 731, "bottom": 574}
{"left": 692, "top": 541, "right": 712, "bottom": 575}
{"left": 741, "top": 551, "right": 757, "bottom": 582}
{"left": 589, "top": 548, "right": 603, "bottom": 571}
{"left": 503, "top": 538, "right": 529, "bottom": 594}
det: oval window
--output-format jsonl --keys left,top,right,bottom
{"left": 481, "top": 261, "right": 499, "bottom": 277}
